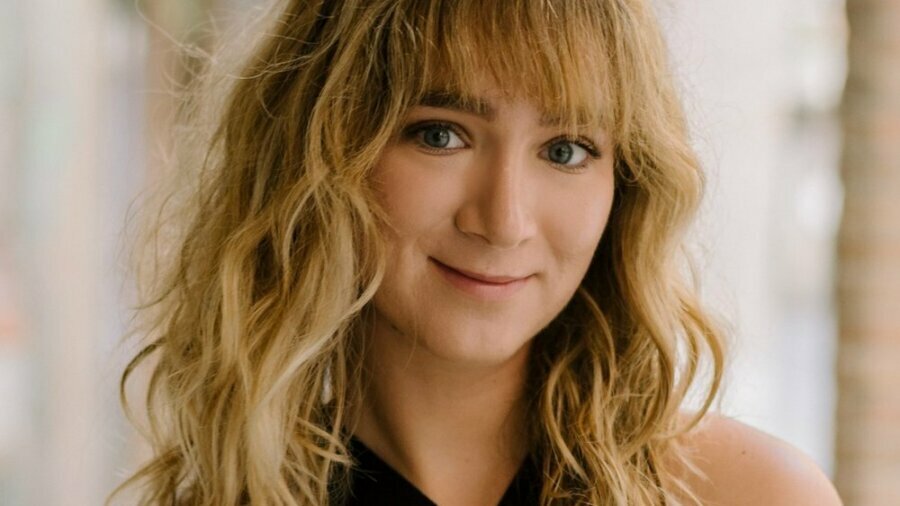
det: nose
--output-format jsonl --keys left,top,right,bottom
{"left": 454, "top": 150, "right": 537, "bottom": 249}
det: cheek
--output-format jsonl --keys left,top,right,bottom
{"left": 371, "top": 149, "right": 461, "bottom": 236}
{"left": 544, "top": 179, "right": 615, "bottom": 262}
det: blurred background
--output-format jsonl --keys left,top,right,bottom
{"left": 0, "top": 0, "right": 897, "bottom": 504}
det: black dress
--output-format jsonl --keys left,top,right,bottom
{"left": 336, "top": 436, "right": 541, "bottom": 506}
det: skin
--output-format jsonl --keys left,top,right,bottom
{"left": 358, "top": 86, "right": 616, "bottom": 506}
{"left": 353, "top": 80, "right": 843, "bottom": 506}
{"left": 668, "top": 413, "right": 845, "bottom": 506}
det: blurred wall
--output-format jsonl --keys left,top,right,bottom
{"left": 0, "top": 1, "right": 255, "bottom": 504}
{"left": 656, "top": 0, "right": 845, "bottom": 473}
{"left": 1, "top": 0, "right": 150, "bottom": 504}
{"left": 1, "top": 0, "right": 138, "bottom": 504}
{"left": 835, "top": 0, "right": 900, "bottom": 503}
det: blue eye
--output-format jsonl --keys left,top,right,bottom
{"left": 415, "top": 123, "right": 466, "bottom": 149}
{"left": 545, "top": 140, "right": 591, "bottom": 167}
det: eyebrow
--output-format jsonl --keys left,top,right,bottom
{"left": 417, "top": 90, "right": 569, "bottom": 127}
{"left": 418, "top": 91, "right": 496, "bottom": 121}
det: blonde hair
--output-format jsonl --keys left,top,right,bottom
{"left": 114, "top": 0, "right": 725, "bottom": 504}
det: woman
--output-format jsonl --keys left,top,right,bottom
{"left": 114, "top": 0, "right": 843, "bottom": 505}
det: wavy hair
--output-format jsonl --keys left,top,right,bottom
{"left": 112, "top": 0, "right": 726, "bottom": 504}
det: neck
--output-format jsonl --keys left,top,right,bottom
{"left": 352, "top": 317, "right": 532, "bottom": 505}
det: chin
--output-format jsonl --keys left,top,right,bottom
{"left": 418, "top": 327, "right": 534, "bottom": 368}
{"left": 374, "top": 304, "right": 537, "bottom": 369}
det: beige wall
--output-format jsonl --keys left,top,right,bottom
{"left": 835, "top": 0, "right": 900, "bottom": 504}
{"left": 657, "top": 0, "right": 845, "bottom": 473}
{"left": 1, "top": 0, "right": 147, "bottom": 504}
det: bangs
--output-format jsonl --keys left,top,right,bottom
{"left": 385, "top": 0, "right": 618, "bottom": 135}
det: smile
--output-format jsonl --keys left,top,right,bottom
{"left": 429, "top": 258, "right": 532, "bottom": 301}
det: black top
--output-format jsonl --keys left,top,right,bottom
{"left": 336, "top": 436, "right": 541, "bottom": 506}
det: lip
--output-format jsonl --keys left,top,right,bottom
{"left": 429, "top": 258, "right": 532, "bottom": 301}
{"left": 440, "top": 263, "right": 529, "bottom": 284}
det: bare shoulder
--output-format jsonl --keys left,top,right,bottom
{"left": 673, "top": 412, "right": 843, "bottom": 506}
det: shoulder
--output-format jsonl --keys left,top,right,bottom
{"left": 672, "top": 412, "right": 843, "bottom": 506}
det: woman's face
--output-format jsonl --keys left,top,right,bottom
{"left": 369, "top": 83, "right": 616, "bottom": 367}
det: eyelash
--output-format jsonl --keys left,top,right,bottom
{"left": 402, "top": 121, "right": 468, "bottom": 152}
{"left": 545, "top": 135, "right": 602, "bottom": 173}
{"left": 402, "top": 121, "right": 602, "bottom": 173}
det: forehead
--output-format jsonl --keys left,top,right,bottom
{"left": 416, "top": 89, "right": 601, "bottom": 131}
{"left": 388, "top": 0, "right": 617, "bottom": 133}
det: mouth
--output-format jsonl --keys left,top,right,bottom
{"left": 430, "top": 259, "right": 530, "bottom": 284}
{"left": 429, "top": 258, "right": 532, "bottom": 301}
